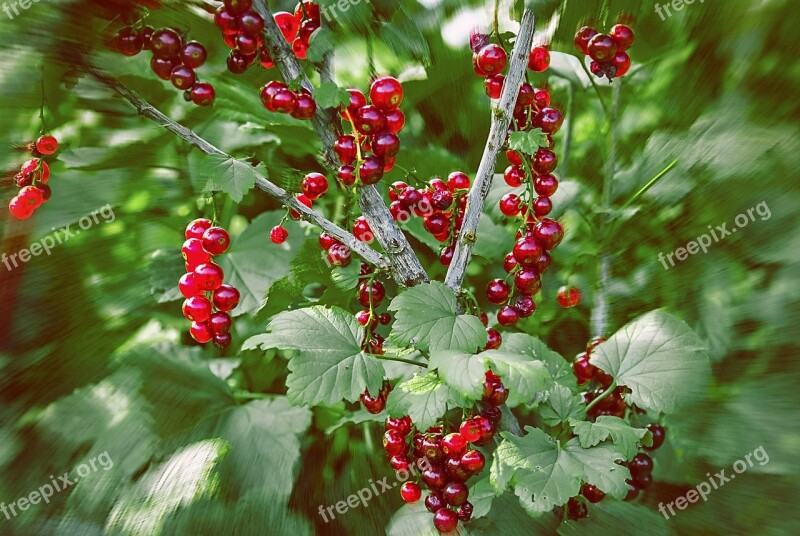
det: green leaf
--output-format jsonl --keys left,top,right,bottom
{"left": 148, "top": 248, "right": 185, "bottom": 303}
{"left": 570, "top": 416, "right": 653, "bottom": 459}
{"left": 590, "top": 310, "right": 711, "bottom": 413}
{"left": 540, "top": 384, "right": 586, "bottom": 426}
{"left": 261, "top": 306, "right": 385, "bottom": 405}
{"left": 329, "top": 261, "right": 363, "bottom": 291}
{"left": 380, "top": 9, "right": 431, "bottom": 63}
{"left": 483, "top": 350, "right": 553, "bottom": 407}
{"left": 500, "top": 333, "right": 576, "bottom": 390}
{"left": 314, "top": 81, "right": 351, "bottom": 110}
{"left": 428, "top": 350, "right": 486, "bottom": 400}
{"left": 205, "top": 155, "right": 265, "bottom": 203}
{"left": 385, "top": 372, "right": 463, "bottom": 431}
{"left": 469, "top": 478, "right": 496, "bottom": 520}
{"left": 508, "top": 129, "right": 549, "bottom": 155}
{"left": 306, "top": 27, "right": 335, "bottom": 64}
{"left": 389, "top": 281, "right": 487, "bottom": 353}
{"left": 324, "top": 408, "right": 387, "bottom": 435}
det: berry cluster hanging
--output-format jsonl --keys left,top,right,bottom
{"left": 7, "top": 136, "right": 58, "bottom": 220}
{"left": 574, "top": 23, "right": 635, "bottom": 81}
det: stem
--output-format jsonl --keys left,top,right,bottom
{"left": 561, "top": 83, "right": 575, "bottom": 179}
{"left": 579, "top": 60, "right": 611, "bottom": 118}
{"left": 590, "top": 81, "right": 621, "bottom": 338}
{"left": 444, "top": 9, "right": 536, "bottom": 299}
{"left": 83, "top": 63, "right": 391, "bottom": 270}
{"left": 585, "top": 379, "right": 617, "bottom": 413}
{"left": 374, "top": 354, "right": 427, "bottom": 368}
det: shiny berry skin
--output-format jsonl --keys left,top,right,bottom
{"left": 180, "top": 41, "right": 207, "bottom": 69}
{"left": 274, "top": 11, "right": 299, "bottom": 41}
{"left": 400, "top": 482, "right": 422, "bottom": 503}
{"left": 431, "top": 189, "right": 454, "bottom": 211}
{"left": 422, "top": 466, "right": 446, "bottom": 491}
{"left": 182, "top": 238, "right": 211, "bottom": 268}
{"left": 513, "top": 236, "right": 543, "bottom": 266}
{"left": 272, "top": 89, "right": 298, "bottom": 114}
{"left": 504, "top": 165, "right": 524, "bottom": 187}
{"left": 384, "top": 108, "right": 405, "bottom": 133}
{"left": 539, "top": 107, "right": 563, "bottom": 134}
{"left": 458, "top": 502, "right": 473, "bottom": 522}
{"left": 534, "top": 218, "right": 564, "bottom": 249}
{"left": 178, "top": 272, "right": 202, "bottom": 298}
{"left": 260, "top": 81, "right": 286, "bottom": 109}
{"left": 290, "top": 193, "right": 313, "bottom": 220}
{"left": 533, "top": 196, "right": 552, "bottom": 217}
{"left": 444, "top": 171, "right": 469, "bottom": 192}
{"left": 190, "top": 83, "right": 216, "bottom": 106}
{"left": 194, "top": 263, "right": 225, "bottom": 291}
{"left": 443, "top": 481, "right": 469, "bottom": 507}
{"left": 150, "top": 28, "right": 182, "bottom": 59}
{"left": 484, "top": 74, "right": 504, "bottom": 99}
{"left": 353, "top": 217, "right": 372, "bottom": 242}
{"left": 503, "top": 253, "right": 518, "bottom": 273}
{"left": 170, "top": 65, "right": 196, "bottom": 90}
{"left": 460, "top": 449, "right": 485, "bottom": 474}
{"left": 439, "top": 246, "right": 454, "bottom": 266}
{"left": 533, "top": 148, "right": 558, "bottom": 174}
{"left": 528, "top": 46, "right": 550, "bottom": 72}
{"left": 358, "top": 155, "right": 384, "bottom": 185}
{"left": 573, "top": 353, "right": 597, "bottom": 384}
{"left": 441, "top": 433, "right": 467, "bottom": 458}
{"left": 360, "top": 390, "right": 385, "bottom": 414}
{"left": 588, "top": 34, "right": 618, "bottom": 62}
{"left": 506, "top": 149, "right": 523, "bottom": 166}
{"left": 486, "top": 279, "right": 511, "bottom": 305}
{"left": 190, "top": 321, "right": 213, "bottom": 344}
{"left": 499, "top": 193, "right": 522, "bottom": 216}
{"left": 444, "top": 456, "right": 470, "bottom": 482}
{"left": 610, "top": 24, "right": 635, "bottom": 51}
{"left": 370, "top": 76, "right": 403, "bottom": 111}
{"left": 389, "top": 454, "right": 411, "bottom": 472}
{"left": 213, "top": 332, "right": 232, "bottom": 349}
{"left": 208, "top": 311, "right": 232, "bottom": 335}
{"left": 270, "top": 225, "right": 289, "bottom": 244}
{"left": 183, "top": 295, "right": 213, "bottom": 323}
{"left": 629, "top": 453, "right": 654, "bottom": 478}
{"left": 433, "top": 508, "right": 458, "bottom": 532}
{"left": 21, "top": 158, "right": 49, "bottom": 183}
{"left": 319, "top": 232, "right": 338, "bottom": 250}
{"left": 611, "top": 51, "right": 631, "bottom": 78}
{"left": 358, "top": 280, "right": 385, "bottom": 307}
{"left": 483, "top": 380, "right": 509, "bottom": 406}
{"left": 514, "top": 270, "right": 540, "bottom": 294}
{"left": 633, "top": 472, "right": 653, "bottom": 489}
{"left": 354, "top": 105, "right": 386, "bottom": 134}
{"left": 115, "top": 27, "right": 143, "bottom": 56}
{"left": 534, "top": 174, "right": 558, "bottom": 196}
{"left": 35, "top": 135, "right": 58, "bottom": 155}
{"left": 151, "top": 57, "right": 179, "bottom": 80}
{"left": 238, "top": 10, "right": 265, "bottom": 36}
{"left": 334, "top": 135, "right": 357, "bottom": 165}
{"left": 8, "top": 197, "right": 33, "bottom": 220}
{"left": 422, "top": 213, "right": 448, "bottom": 235}
{"left": 301, "top": 172, "right": 329, "bottom": 200}
{"left": 341, "top": 89, "right": 367, "bottom": 120}
{"left": 225, "top": 0, "right": 252, "bottom": 15}
{"left": 425, "top": 492, "right": 445, "bottom": 513}
{"left": 497, "top": 305, "right": 520, "bottom": 326}
{"left": 557, "top": 286, "right": 581, "bottom": 308}
{"left": 385, "top": 416, "right": 412, "bottom": 436}
{"left": 185, "top": 218, "right": 212, "bottom": 240}
{"left": 383, "top": 429, "right": 406, "bottom": 456}
{"left": 327, "top": 244, "right": 351, "bottom": 266}
{"left": 645, "top": 424, "right": 666, "bottom": 451}
{"left": 215, "top": 7, "right": 240, "bottom": 34}
{"left": 202, "top": 227, "right": 231, "bottom": 255}
{"left": 372, "top": 131, "right": 401, "bottom": 159}
{"left": 581, "top": 483, "right": 606, "bottom": 503}
{"left": 485, "top": 328, "right": 502, "bottom": 349}
{"left": 458, "top": 418, "right": 481, "bottom": 443}
{"left": 18, "top": 186, "right": 44, "bottom": 208}
{"left": 337, "top": 165, "right": 356, "bottom": 186}
{"left": 292, "top": 93, "right": 317, "bottom": 119}
{"left": 213, "top": 284, "right": 240, "bottom": 312}
{"left": 574, "top": 26, "right": 598, "bottom": 54}
{"left": 476, "top": 44, "right": 507, "bottom": 75}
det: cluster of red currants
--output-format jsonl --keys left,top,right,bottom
{"left": 354, "top": 264, "right": 391, "bottom": 355}
{"left": 179, "top": 219, "right": 240, "bottom": 348}
{"left": 269, "top": 172, "right": 330, "bottom": 244}
{"left": 378, "top": 371, "right": 509, "bottom": 532}
{"left": 574, "top": 23, "right": 635, "bottom": 81}
{"left": 113, "top": 24, "right": 215, "bottom": 106}
{"left": 214, "top": 0, "right": 320, "bottom": 73}
{"left": 333, "top": 76, "right": 405, "bottom": 186}
{"left": 7, "top": 136, "right": 57, "bottom": 220}
{"left": 573, "top": 336, "right": 629, "bottom": 419}
{"left": 259, "top": 80, "right": 317, "bottom": 120}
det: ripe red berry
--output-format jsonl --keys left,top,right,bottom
{"left": 35, "top": 135, "right": 58, "bottom": 155}
{"left": 484, "top": 74, "right": 504, "bottom": 99}
{"left": 301, "top": 172, "right": 329, "bottom": 200}
{"left": 400, "top": 482, "right": 422, "bottom": 503}
{"left": 21, "top": 158, "right": 49, "bottom": 183}
{"left": 180, "top": 41, "right": 208, "bottom": 69}
{"left": 645, "top": 424, "right": 666, "bottom": 451}
{"left": 213, "top": 332, "right": 232, "bottom": 349}
{"left": 178, "top": 272, "right": 202, "bottom": 299}
{"left": 272, "top": 89, "right": 298, "bottom": 114}
{"left": 8, "top": 196, "right": 33, "bottom": 220}
{"left": 352, "top": 217, "right": 372, "bottom": 242}
{"left": 190, "top": 83, "right": 216, "bottom": 106}
{"left": 574, "top": 26, "right": 598, "bottom": 54}
{"left": 213, "top": 284, "right": 240, "bottom": 312}
{"left": 443, "top": 481, "right": 469, "bottom": 506}
{"left": 533, "top": 196, "right": 552, "bottom": 217}
{"left": 534, "top": 218, "right": 564, "bottom": 250}
{"left": 334, "top": 135, "right": 357, "bottom": 165}
{"left": 290, "top": 193, "right": 313, "bottom": 220}
{"left": 170, "top": 65, "right": 196, "bottom": 90}
{"left": 528, "top": 46, "right": 550, "bottom": 72}
{"left": 433, "top": 507, "right": 459, "bottom": 532}
{"left": 513, "top": 236, "right": 543, "bottom": 266}
{"left": 194, "top": 263, "right": 225, "bottom": 291}
{"left": 503, "top": 253, "right": 518, "bottom": 273}
{"left": 370, "top": 76, "right": 403, "bottom": 111}
{"left": 497, "top": 305, "right": 520, "bottom": 326}
{"left": 182, "top": 238, "right": 211, "bottom": 269}
{"left": 425, "top": 492, "right": 445, "bottom": 514}
{"left": 460, "top": 449, "right": 485, "bottom": 474}
{"left": 150, "top": 28, "right": 182, "bottom": 59}
{"left": 439, "top": 246, "right": 454, "bottom": 266}
{"left": 115, "top": 27, "right": 143, "bottom": 56}
{"left": 208, "top": 311, "right": 232, "bottom": 335}
{"left": 337, "top": 165, "right": 356, "bottom": 186}
{"left": 534, "top": 174, "right": 558, "bottom": 196}
{"left": 504, "top": 165, "right": 524, "bottom": 187}
{"left": 610, "top": 24, "right": 635, "bottom": 51}
{"left": 485, "top": 328, "right": 502, "bottom": 349}
{"left": 383, "top": 429, "right": 407, "bottom": 456}
{"left": 270, "top": 225, "right": 289, "bottom": 244}
{"left": 190, "top": 321, "right": 213, "bottom": 344}
{"left": 611, "top": 51, "right": 631, "bottom": 78}
{"left": 274, "top": 11, "right": 300, "bottom": 41}
{"left": 539, "top": 107, "right": 563, "bottom": 134}
{"left": 514, "top": 270, "right": 541, "bottom": 294}
{"left": 18, "top": 186, "right": 44, "bottom": 208}
{"left": 588, "top": 34, "right": 618, "bottom": 62}
{"left": 533, "top": 148, "right": 558, "bottom": 174}
{"left": 557, "top": 286, "right": 581, "bottom": 308}
{"left": 319, "top": 232, "right": 338, "bottom": 250}
{"left": 581, "top": 483, "right": 606, "bottom": 503}
{"left": 486, "top": 279, "right": 511, "bottom": 305}
{"left": 360, "top": 390, "right": 386, "bottom": 414}
{"left": 358, "top": 155, "right": 384, "bottom": 185}
{"left": 354, "top": 105, "right": 386, "bottom": 134}
{"left": 423, "top": 213, "right": 449, "bottom": 236}
{"left": 327, "top": 244, "right": 351, "bottom": 266}
{"left": 372, "top": 131, "right": 401, "bottom": 159}
{"left": 441, "top": 433, "right": 467, "bottom": 458}
{"left": 476, "top": 44, "right": 507, "bottom": 75}
{"left": 341, "top": 89, "right": 367, "bottom": 121}
{"left": 384, "top": 108, "right": 405, "bottom": 133}
{"left": 431, "top": 189, "right": 454, "bottom": 211}
{"left": 292, "top": 93, "right": 317, "bottom": 119}
{"left": 185, "top": 218, "right": 212, "bottom": 240}
{"left": 183, "top": 295, "right": 213, "bottom": 322}
{"left": 239, "top": 10, "right": 265, "bottom": 36}
{"left": 358, "top": 280, "right": 385, "bottom": 307}
{"left": 629, "top": 453, "right": 654, "bottom": 478}
{"left": 499, "top": 193, "right": 522, "bottom": 216}
{"left": 447, "top": 171, "right": 470, "bottom": 192}
{"left": 202, "top": 227, "right": 231, "bottom": 255}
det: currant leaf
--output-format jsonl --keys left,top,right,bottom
{"left": 260, "top": 306, "right": 385, "bottom": 405}
{"left": 498, "top": 333, "right": 576, "bottom": 391}
{"left": 388, "top": 281, "right": 487, "bottom": 353}
{"left": 385, "top": 372, "right": 465, "bottom": 431}
{"left": 428, "top": 350, "right": 486, "bottom": 400}
{"left": 570, "top": 415, "right": 653, "bottom": 459}
{"left": 539, "top": 384, "right": 586, "bottom": 426}
{"left": 314, "top": 81, "right": 351, "bottom": 110}
{"left": 483, "top": 349, "right": 553, "bottom": 407}
{"left": 590, "top": 310, "right": 711, "bottom": 413}
{"left": 206, "top": 155, "right": 265, "bottom": 203}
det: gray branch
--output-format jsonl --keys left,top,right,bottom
{"left": 85, "top": 64, "right": 390, "bottom": 270}
{"left": 253, "top": 0, "right": 429, "bottom": 287}
{"left": 444, "top": 9, "right": 535, "bottom": 295}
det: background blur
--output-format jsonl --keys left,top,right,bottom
{"left": 1, "top": 0, "right": 799, "bottom": 534}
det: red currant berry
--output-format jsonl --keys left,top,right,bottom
{"left": 610, "top": 24, "right": 635, "bottom": 51}
{"left": 425, "top": 492, "right": 445, "bottom": 514}
{"left": 534, "top": 174, "right": 558, "bottom": 196}
{"left": 270, "top": 225, "right": 289, "bottom": 244}
{"left": 581, "top": 483, "right": 606, "bottom": 503}
{"left": 319, "top": 232, "right": 338, "bottom": 250}
{"left": 180, "top": 41, "right": 207, "bottom": 69}
{"left": 431, "top": 189, "right": 454, "bottom": 211}
{"left": 389, "top": 453, "right": 411, "bottom": 472}
{"left": 215, "top": 7, "right": 240, "bottom": 34}
{"left": 290, "top": 193, "right": 313, "bottom": 219}
{"left": 183, "top": 295, "right": 213, "bottom": 322}
{"left": 433, "top": 507, "right": 459, "bottom": 532}
{"left": 533, "top": 196, "right": 552, "bottom": 217}
{"left": 423, "top": 213, "right": 449, "bottom": 236}
{"left": 334, "top": 135, "right": 357, "bottom": 165}
{"left": 539, "top": 107, "right": 563, "bottom": 134}
{"left": 337, "top": 165, "right": 356, "bottom": 186}
{"left": 190, "top": 321, "right": 213, "bottom": 344}
{"left": 503, "top": 253, "right": 518, "bottom": 273}
{"left": 8, "top": 196, "right": 33, "bottom": 220}
{"left": 476, "top": 43, "right": 507, "bottom": 75}
{"left": 115, "top": 27, "right": 143, "bottom": 56}
{"left": 557, "top": 286, "right": 581, "bottom": 308}
{"left": 513, "top": 236, "right": 543, "bottom": 266}
{"left": 443, "top": 481, "right": 469, "bottom": 507}
{"left": 301, "top": 172, "right": 329, "bottom": 200}
{"left": 213, "top": 284, "right": 240, "bottom": 312}
{"left": 497, "top": 305, "right": 520, "bottom": 326}
{"left": 194, "top": 263, "right": 225, "bottom": 291}
{"left": 574, "top": 26, "right": 598, "bottom": 54}
{"left": 370, "top": 76, "right": 403, "bottom": 111}
{"left": 35, "top": 135, "right": 58, "bottom": 155}
{"left": 170, "top": 65, "right": 196, "bottom": 90}
{"left": 506, "top": 149, "right": 523, "bottom": 166}
{"left": 185, "top": 218, "right": 212, "bottom": 240}
{"left": 353, "top": 217, "right": 373, "bottom": 242}
{"left": 21, "top": 158, "right": 49, "bottom": 183}
{"left": 384, "top": 108, "right": 405, "bottom": 133}
{"left": 441, "top": 433, "right": 467, "bottom": 458}
{"left": 178, "top": 272, "right": 202, "bottom": 298}
{"left": 358, "top": 280, "right": 385, "bottom": 307}
{"left": 182, "top": 238, "right": 211, "bottom": 268}
{"left": 514, "top": 270, "right": 541, "bottom": 294}
{"left": 354, "top": 105, "right": 386, "bottom": 134}
{"left": 532, "top": 148, "right": 558, "bottom": 174}
{"left": 327, "top": 244, "right": 351, "bottom": 266}
{"left": 274, "top": 11, "right": 300, "bottom": 41}
{"left": 292, "top": 93, "right": 317, "bottom": 119}
{"left": 439, "top": 246, "right": 454, "bottom": 266}
{"left": 400, "top": 482, "right": 422, "bottom": 503}
{"left": 18, "top": 186, "right": 44, "bottom": 208}
{"left": 422, "top": 466, "right": 446, "bottom": 491}
{"left": 528, "top": 46, "right": 550, "bottom": 72}
{"left": 629, "top": 453, "right": 654, "bottom": 478}
{"left": 514, "top": 294, "right": 536, "bottom": 318}
{"left": 486, "top": 279, "right": 511, "bottom": 305}
{"left": 484, "top": 74, "right": 504, "bottom": 99}
{"left": 372, "top": 131, "right": 401, "bottom": 159}
{"left": 190, "top": 83, "right": 216, "bottom": 106}
{"left": 208, "top": 311, "right": 232, "bottom": 335}
{"left": 358, "top": 155, "right": 384, "bottom": 185}
{"left": 151, "top": 57, "right": 179, "bottom": 80}
{"left": 202, "top": 227, "right": 231, "bottom": 255}
{"left": 499, "top": 193, "right": 522, "bottom": 216}
{"left": 383, "top": 429, "right": 407, "bottom": 456}
{"left": 272, "top": 89, "right": 299, "bottom": 114}
{"left": 645, "top": 424, "right": 666, "bottom": 451}
{"left": 611, "top": 51, "right": 631, "bottom": 78}
{"left": 485, "top": 328, "right": 502, "bottom": 349}
{"left": 458, "top": 418, "right": 481, "bottom": 443}
{"left": 504, "top": 165, "right": 524, "bottom": 187}
{"left": 150, "top": 28, "right": 182, "bottom": 59}
{"left": 212, "top": 332, "right": 232, "bottom": 349}
{"left": 360, "top": 389, "right": 386, "bottom": 414}
{"left": 225, "top": 0, "right": 252, "bottom": 15}
{"left": 460, "top": 449, "right": 486, "bottom": 475}
{"left": 534, "top": 218, "right": 564, "bottom": 250}
{"left": 588, "top": 34, "right": 618, "bottom": 62}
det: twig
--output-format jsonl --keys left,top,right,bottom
{"left": 444, "top": 9, "right": 536, "bottom": 296}
{"left": 252, "top": 0, "right": 429, "bottom": 287}
{"left": 590, "top": 81, "right": 621, "bottom": 337}
{"left": 84, "top": 64, "right": 391, "bottom": 270}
